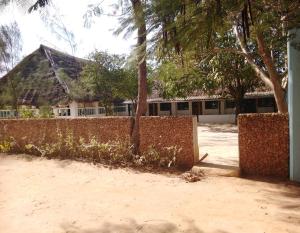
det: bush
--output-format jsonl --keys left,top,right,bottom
{"left": 139, "top": 145, "right": 181, "bottom": 168}
{"left": 19, "top": 108, "right": 36, "bottom": 118}
{"left": 38, "top": 106, "right": 54, "bottom": 118}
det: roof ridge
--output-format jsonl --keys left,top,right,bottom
{"left": 41, "top": 45, "right": 70, "bottom": 94}
{"left": 39, "top": 44, "right": 87, "bottom": 62}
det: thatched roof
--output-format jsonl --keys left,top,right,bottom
{"left": 0, "top": 45, "right": 88, "bottom": 106}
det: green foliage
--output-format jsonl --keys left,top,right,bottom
{"left": 0, "top": 140, "right": 12, "bottom": 153}
{"left": 80, "top": 51, "right": 126, "bottom": 114}
{"left": 38, "top": 105, "right": 53, "bottom": 118}
{"left": 19, "top": 108, "right": 36, "bottom": 118}
{"left": 0, "top": 74, "right": 24, "bottom": 110}
{"left": 155, "top": 59, "right": 209, "bottom": 99}
{"left": 80, "top": 50, "right": 152, "bottom": 114}
{"left": 0, "top": 21, "right": 22, "bottom": 72}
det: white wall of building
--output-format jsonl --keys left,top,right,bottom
{"left": 69, "top": 101, "right": 78, "bottom": 117}
{"left": 198, "top": 114, "right": 236, "bottom": 124}
{"left": 257, "top": 107, "right": 274, "bottom": 113}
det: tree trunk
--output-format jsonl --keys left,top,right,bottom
{"left": 234, "top": 96, "right": 243, "bottom": 125}
{"left": 234, "top": 25, "right": 288, "bottom": 113}
{"left": 130, "top": 0, "right": 147, "bottom": 154}
{"left": 256, "top": 32, "right": 288, "bottom": 113}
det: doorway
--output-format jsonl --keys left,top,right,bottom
{"left": 149, "top": 103, "right": 158, "bottom": 116}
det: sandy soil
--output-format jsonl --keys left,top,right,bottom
{"left": 198, "top": 124, "right": 238, "bottom": 167}
{"left": 1, "top": 153, "right": 300, "bottom": 233}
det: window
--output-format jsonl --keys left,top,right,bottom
{"left": 258, "top": 98, "right": 274, "bottom": 108}
{"left": 78, "top": 108, "right": 96, "bottom": 116}
{"left": 177, "top": 102, "right": 189, "bottom": 111}
{"left": 113, "top": 105, "right": 127, "bottom": 113}
{"left": 225, "top": 100, "right": 235, "bottom": 109}
{"left": 98, "top": 107, "right": 106, "bottom": 115}
{"left": 0, "top": 110, "right": 16, "bottom": 118}
{"left": 58, "top": 108, "right": 71, "bottom": 116}
{"left": 205, "top": 101, "right": 219, "bottom": 109}
{"left": 160, "top": 103, "right": 171, "bottom": 111}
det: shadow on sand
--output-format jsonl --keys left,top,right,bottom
{"left": 61, "top": 219, "right": 230, "bottom": 233}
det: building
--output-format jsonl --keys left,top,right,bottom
{"left": 0, "top": 45, "right": 276, "bottom": 123}
{"left": 52, "top": 90, "right": 276, "bottom": 124}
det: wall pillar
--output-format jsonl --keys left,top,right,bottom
{"left": 220, "top": 100, "right": 225, "bottom": 115}
{"left": 188, "top": 101, "right": 192, "bottom": 115}
{"left": 288, "top": 28, "right": 300, "bottom": 182}
{"left": 171, "top": 102, "right": 176, "bottom": 116}
{"left": 69, "top": 101, "right": 78, "bottom": 117}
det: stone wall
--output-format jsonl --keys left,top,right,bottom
{"left": 238, "top": 113, "right": 289, "bottom": 178}
{"left": 0, "top": 116, "right": 198, "bottom": 169}
{"left": 140, "top": 116, "right": 199, "bottom": 169}
{"left": 0, "top": 118, "right": 132, "bottom": 147}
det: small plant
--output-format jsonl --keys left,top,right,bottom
{"left": 20, "top": 108, "right": 36, "bottom": 118}
{"left": 38, "top": 106, "right": 54, "bottom": 118}
{"left": 139, "top": 145, "right": 182, "bottom": 168}
{"left": 0, "top": 140, "right": 12, "bottom": 153}
{"left": 0, "top": 137, "right": 18, "bottom": 153}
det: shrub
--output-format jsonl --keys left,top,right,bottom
{"left": 0, "top": 137, "right": 18, "bottom": 153}
{"left": 0, "top": 140, "right": 12, "bottom": 153}
{"left": 19, "top": 108, "right": 37, "bottom": 118}
{"left": 138, "top": 145, "right": 181, "bottom": 168}
{"left": 38, "top": 106, "right": 54, "bottom": 118}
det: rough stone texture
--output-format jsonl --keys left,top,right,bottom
{"left": 238, "top": 113, "right": 289, "bottom": 178}
{"left": 0, "top": 116, "right": 199, "bottom": 169}
{"left": 140, "top": 116, "right": 199, "bottom": 169}
{"left": 0, "top": 118, "right": 133, "bottom": 148}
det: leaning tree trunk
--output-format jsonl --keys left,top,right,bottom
{"left": 130, "top": 0, "right": 147, "bottom": 154}
{"left": 234, "top": 25, "right": 288, "bottom": 113}
{"left": 256, "top": 32, "right": 288, "bottom": 113}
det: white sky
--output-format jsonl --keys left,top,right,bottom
{"left": 0, "top": 0, "right": 136, "bottom": 59}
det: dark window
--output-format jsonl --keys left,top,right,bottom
{"left": 177, "top": 102, "right": 189, "bottom": 111}
{"left": 258, "top": 98, "right": 274, "bottom": 107}
{"left": 114, "top": 105, "right": 126, "bottom": 112}
{"left": 225, "top": 100, "right": 235, "bottom": 109}
{"left": 160, "top": 103, "right": 171, "bottom": 111}
{"left": 205, "top": 101, "right": 219, "bottom": 109}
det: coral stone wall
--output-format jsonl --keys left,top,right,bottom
{"left": 140, "top": 116, "right": 199, "bottom": 169}
{"left": 0, "top": 118, "right": 133, "bottom": 148}
{"left": 0, "top": 116, "right": 199, "bottom": 169}
{"left": 238, "top": 113, "right": 289, "bottom": 178}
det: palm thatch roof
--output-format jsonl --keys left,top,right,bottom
{"left": 0, "top": 44, "right": 88, "bottom": 106}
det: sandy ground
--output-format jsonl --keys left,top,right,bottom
{"left": 1, "top": 125, "right": 300, "bottom": 233}
{"left": 197, "top": 124, "right": 238, "bottom": 167}
{"left": 1, "top": 154, "right": 300, "bottom": 233}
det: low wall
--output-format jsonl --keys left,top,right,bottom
{"left": 140, "top": 116, "right": 199, "bottom": 169}
{"left": 0, "top": 118, "right": 133, "bottom": 146}
{"left": 0, "top": 116, "right": 198, "bottom": 169}
{"left": 238, "top": 113, "right": 289, "bottom": 178}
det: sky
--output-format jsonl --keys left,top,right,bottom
{"left": 0, "top": 0, "right": 136, "bottom": 59}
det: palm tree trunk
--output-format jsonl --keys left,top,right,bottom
{"left": 130, "top": 0, "right": 147, "bottom": 154}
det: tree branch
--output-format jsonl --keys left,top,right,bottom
{"left": 234, "top": 24, "right": 273, "bottom": 89}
